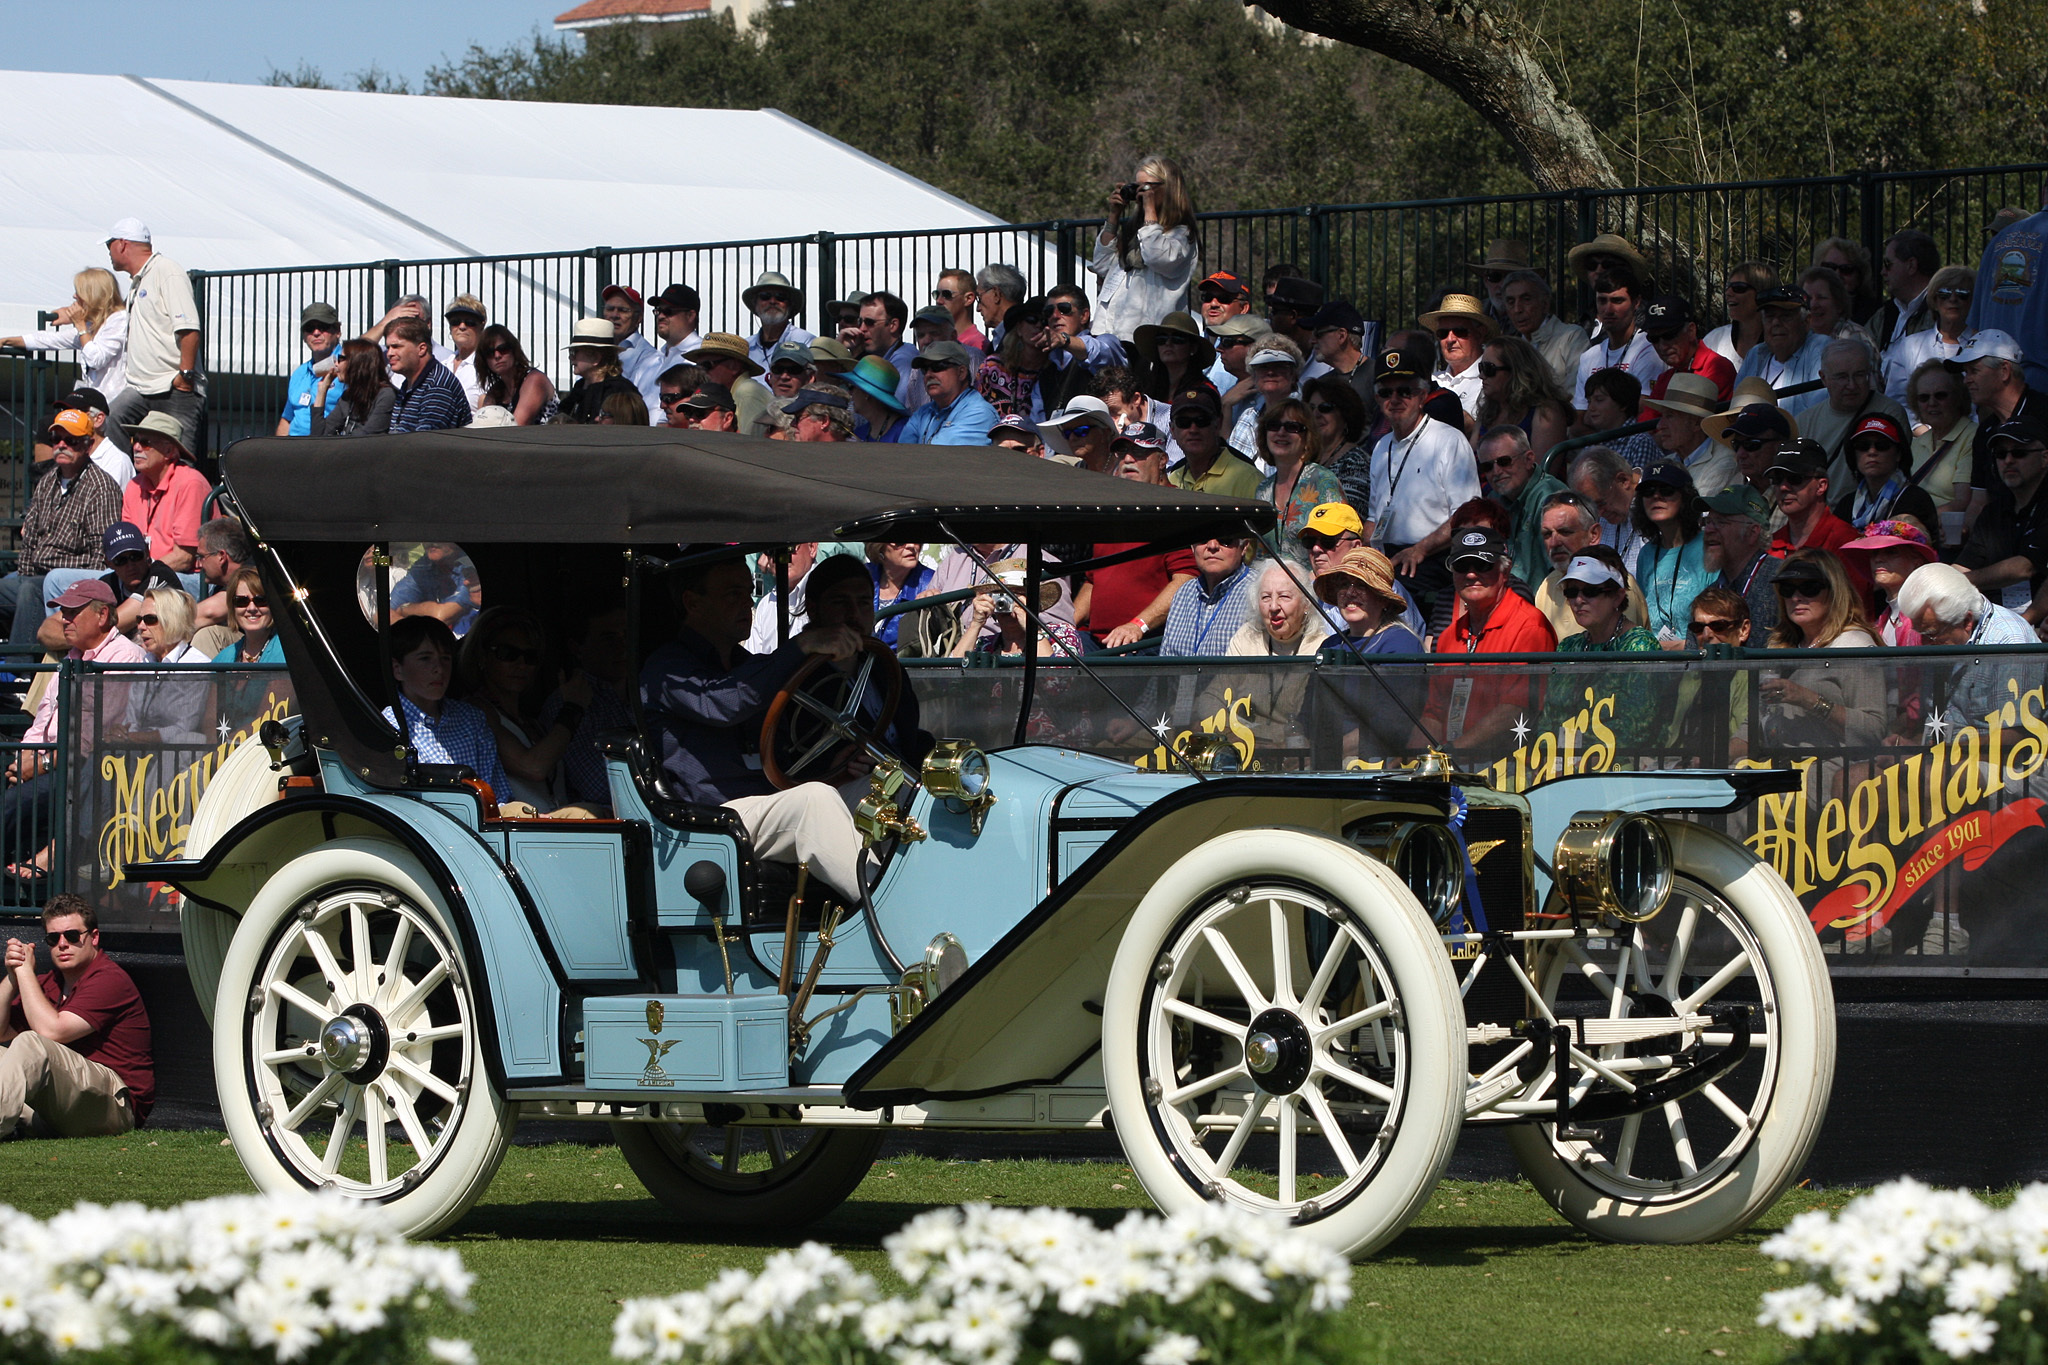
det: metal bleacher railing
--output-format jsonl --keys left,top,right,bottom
{"left": 0, "top": 160, "right": 2042, "bottom": 530}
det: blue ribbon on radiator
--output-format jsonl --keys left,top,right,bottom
{"left": 1447, "top": 786, "right": 1490, "bottom": 936}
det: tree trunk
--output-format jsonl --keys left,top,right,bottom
{"left": 1250, "top": 0, "right": 1622, "bottom": 192}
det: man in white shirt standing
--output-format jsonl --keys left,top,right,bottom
{"left": 646, "top": 284, "right": 703, "bottom": 424}
{"left": 1370, "top": 339, "right": 1481, "bottom": 616}
{"left": 1421, "top": 293, "right": 1493, "bottom": 419}
{"left": 1573, "top": 269, "right": 1666, "bottom": 414}
{"left": 103, "top": 218, "right": 203, "bottom": 456}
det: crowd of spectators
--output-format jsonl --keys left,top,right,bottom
{"left": 11, "top": 193, "right": 2048, "bottom": 784}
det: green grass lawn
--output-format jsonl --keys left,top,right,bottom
{"left": 0, "top": 1130, "right": 1852, "bottom": 1364}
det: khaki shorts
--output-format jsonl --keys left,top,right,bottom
{"left": 0, "top": 1032, "right": 136, "bottom": 1139}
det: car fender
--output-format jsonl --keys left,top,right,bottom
{"left": 844, "top": 778, "right": 1451, "bottom": 1109}
{"left": 1523, "top": 768, "right": 1800, "bottom": 901}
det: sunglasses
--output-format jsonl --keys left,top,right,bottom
{"left": 1848, "top": 437, "right": 1899, "bottom": 454}
{"left": 1729, "top": 435, "right": 1774, "bottom": 452}
{"left": 1996, "top": 445, "right": 2047, "bottom": 460}
{"left": 1307, "top": 401, "right": 1338, "bottom": 414}
{"left": 138, "top": 613, "right": 161, "bottom": 626}
{"left": 1376, "top": 385, "right": 1420, "bottom": 400}
{"left": 489, "top": 643, "right": 543, "bottom": 665}
{"left": 1640, "top": 484, "right": 1683, "bottom": 498}
{"left": 1915, "top": 390, "right": 1958, "bottom": 404}
{"left": 1776, "top": 580, "right": 1829, "bottom": 600}
{"left": 1934, "top": 288, "right": 1972, "bottom": 302}
{"left": 1724, "top": 281, "right": 1756, "bottom": 294}
{"left": 660, "top": 391, "right": 687, "bottom": 405}
{"left": 1052, "top": 301, "right": 1083, "bottom": 315}
{"left": 1770, "top": 472, "right": 1817, "bottom": 488}
{"left": 50, "top": 433, "right": 92, "bottom": 448}
{"left": 486, "top": 345, "right": 515, "bottom": 356}
{"left": 111, "top": 552, "right": 146, "bottom": 567}
{"left": 1475, "top": 454, "right": 1518, "bottom": 474}
{"left": 754, "top": 292, "right": 791, "bottom": 306}
{"left": 44, "top": 929, "right": 87, "bottom": 946}
{"left": 1436, "top": 325, "right": 1477, "bottom": 340}
{"left": 1300, "top": 533, "right": 1358, "bottom": 550}
{"left": 1217, "top": 336, "right": 1254, "bottom": 349}
{"left": 233, "top": 595, "right": 267, "bottom": 609}
{"left": 1561, "top": 582, "right": 1619, "bottom": 600}
{"left": 1482, "top": 271, "right": 1509, "bottom": 285}
{"left": 932, "top": 288, "right": 957, "bottom": 301}
{"left": 1690, "top": 617, "right": 1739, "bottom": 634}
{"left": 1198, "top": 289, "right": 1238, "bottom": 304}
{"left": 1172, "top": 411, "right": 1214, "bottom": 429}
{"left": 1476, "top": 361, "right": 1505, "bottom": 378}
{"left": 1265, "top": 420, "right": 1309, "bottom": 436}
{"left": 1065, "top": 423, "right": 1098, "bottom": 441}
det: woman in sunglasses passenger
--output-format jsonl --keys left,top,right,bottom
{"left": 1759, "top": 549, "right": 1885, "bottom": 749}
{"left": 458, "top": 607, "right": 591, "bottom": 814}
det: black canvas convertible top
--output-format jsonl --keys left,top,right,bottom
{"left": 225, "top": 426, "right": 1276, "bottom": 545}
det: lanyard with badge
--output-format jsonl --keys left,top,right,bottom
{"left": 1373, "top": 423, "right": 1428, "bottom": 548}
{"left": 1444, "top": 618, "right": 1486, "bottom": 742}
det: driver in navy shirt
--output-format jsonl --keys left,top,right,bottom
{"left": 641, "top": 553, "right": 879, "bottom": 903}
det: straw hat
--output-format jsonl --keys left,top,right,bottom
{"left": 1567, "top": 232, "right": 1653, "bottom": 283}
{"left": 1417, "top": 294, "right": 1497, "bottom": 339}
{"left": 1470, "top": 238, "right": 1533, "bottom": 274}
{"left": 1642, "top": 372, "right": 1724, "bottom": 421}
{"left": 984, "top": 558, "right": 1063, "bottom": 612}
{"left": 1701, "top": 376, "right": 1801, "bottom": 444}
{"left": 1132, "top": 311, "right": 1214, "bottom": 368}
{"left": 1314, "top": 545, "right": 1406, "bottom": 614}
{"left": 685, "top": 332, "right": 765, "bottom": 377}
{"left": 563, "top": 317, "right": 617, "bottom": 350}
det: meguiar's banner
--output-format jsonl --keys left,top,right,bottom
{"left": 61, "top": 653, "right": 2048, "bottom": 973}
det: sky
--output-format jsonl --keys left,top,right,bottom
{"left": 1, "top": 1, "right": 564, "bottom": 89}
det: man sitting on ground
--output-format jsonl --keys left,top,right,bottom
{"left": 0, "top": 894, "right": 154, "bottom": 1139}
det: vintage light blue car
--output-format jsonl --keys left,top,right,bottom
{"left": 142, "top": 427, "right": 1833, "bottom": 1257}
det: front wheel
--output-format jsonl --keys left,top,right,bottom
{"left": 1508, "top": 821, "right": 1834, "bottom": 1243}
{"left": 611, "top": 1120, "right": 882, "bottom": 1227}
{"left": 214, "top": 840, "right": 512, "bottom": 1239}
{"left": 1102, "top": 829, "right": 1467, "bottom": 1259}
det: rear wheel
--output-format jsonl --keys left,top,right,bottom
{"left": 611, "top": 1120, "right": 882, "bottom": 1227}
{"left": 214, "top": 841, "right": 511, "bottom": 1239}
{"left": 1508, "top": 821, "right": 1834, "bottom": 1243}
{"left": 1102, "top": 829, "right": 1466, "bottom": 1259}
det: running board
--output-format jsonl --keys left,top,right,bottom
{"left": 509, "top": 1085, "right": 1112, "bottom": 1130}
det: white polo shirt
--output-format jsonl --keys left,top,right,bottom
{"left": 1369, "top": 415, "right": 1480, "bottom": 548}
{"left": 1573, "top": 328, "right": 1667, "bottom": 409}
{"left": 124, "top": 251, "right": 200, "bottom": 394}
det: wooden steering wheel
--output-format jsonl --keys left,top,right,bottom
{"left": 759, "top": 637, "right": 905, "bottom": 789}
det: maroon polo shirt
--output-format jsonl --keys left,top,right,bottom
{"left": 8, "top": 952, "right": 154, "bottom": 1121}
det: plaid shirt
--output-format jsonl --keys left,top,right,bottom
{"left": 19, "top": 462, "right": 121, "bottom": 574}
{"left": 390, "top": 359, "right": 474, "bottom": 433}
{"left": 382, "top": 695, "right": 509, "bottom": 796}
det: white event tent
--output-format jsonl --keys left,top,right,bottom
{"left": 0, "top": 71, "right": 1063, "bottom": 376}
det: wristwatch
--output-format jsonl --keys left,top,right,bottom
{"left": 177, "top": 369, "right": 196, "bottom": 388}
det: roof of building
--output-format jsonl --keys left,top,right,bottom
{"left": 554, "top": 0, "right": 709, "bottom": 28}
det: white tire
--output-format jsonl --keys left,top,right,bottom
{"left": 1508, "top": 821, "right": 1834, "bottom": 1243}
{"left": 611, "top": 1121, "right": 882, "bottom": 1228}
{"left": 214, "top": 840, "right": 512, "bottom": 1239}
{"left": 181, "top": 733, "right": 284, "bottom": 1027}
{"left": 1102, "top": 829, "right": 1467, "bottom": 1259}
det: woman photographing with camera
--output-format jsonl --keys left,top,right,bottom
{"left": 1089, "top": 157, "right": 1198, "bottom": 342}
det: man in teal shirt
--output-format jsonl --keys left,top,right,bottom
{"left": 1479, "top": 425, "right": 1568, "bottom": 588}
{"left": 276, "top": 302, "right": 342, "bottom": 437}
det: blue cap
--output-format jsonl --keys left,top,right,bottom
{"left": 103, "top": 521, "right": 149, "bottom": 562}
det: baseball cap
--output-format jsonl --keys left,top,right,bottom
{"left": 768, "top": 339, "right": 815, "bottom": 370}
{"left": 102, "top": 522, "right": 149, "bottom": 562}
{"left": 1265, "top": 276, "right": 1325, "bottom": 313}
{"left": 1988, "top": 412, "right": 2048, "bottom": 448}
{"left": 1197, "top": 271, "right": 1250, "bottom": 302}
{"left": 1848, "top": 413, "right": 1907, "bottom": 447}
{"left": 443, "top": 295, "right": 485, "bottom": 323}
{"left": 1562, "top": 554, "right": 1625, "bottom": 588}
{"left": 600, "top": 284, "right": 644, "bottom": 308}
{"left": 679, "top": 381, "right": 736, "bottom": 413}
{"left": 1446, "top": 527, "right": 1509, "bottom": 569}
{"left": 1642, "top": 295, "right": 1693, "bottom": 336}
{"left": 1248, "top": 346, "right": 1299, "bottom": 369}
{"left": 782, "top": 387, "right": 850, "bottom": 416}
{"left": 47, "top": 409, "right": 94, "bottom": 442}
{"left": 988, "top": 413, "right": 1039, "bottom": 443}
{"left": 1702, "top": 484, "right": 1773, "bottom": 526}
{"left": 1773, "top": 555, "right": 1831, "bottom": 591}
{"left": 1169, "top": 384, "right": 1222, "bottom": 419}
{"left": 1950, "top": 329, "right": 2025, "bottom": 368}
{"left": 912, "top": 340, "right": 973, "bottom": 371}
{"left": 106, "top": 217, "right": 150, "bottom": 245}
{"left": 1208, "top": 314, "right": 1267, "bottom": 341}
{"left": 652, "top": 283, "right": 699, "bottom": 312}
{"left": 1306, "top": 301, "right": 1365, "bottom": 335}
{"left": 1755, "top": 285, "right": 1807, "bottom": 309}
{"left": 1113, "top": 422, "right": 1167, "bottom": 453}
{"left": 1766, "top": 439, "right": 1830, "bottom": 479}
{"left": 1374, "top": 341, "right": 1436, "bottom": 382}
{"left": 1638, "top": 460, "right": 1696, "bottom": 494}
{"left": 911, "top": 305, "right": 953, "bottom": 330}
{"left": 53, "top": 578, "right": 117, "bottom": 609}
{"left": 300, "top": 301, "right": 341, "bottom": 329}
{"left": 59, "top": 387, "right": 110, "bottom": 415}
{"left": 1719, "top": 404, "right": 1796, "bottom": 445}
{"left": 1298, "top": 502, "right": 1365, "bottom": 541}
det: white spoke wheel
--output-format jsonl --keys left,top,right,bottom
{"left": 214, "top": 841, "right": 511, "bottom": 1239}
{"left": 1509, "top": 821, "right": 1834, "bottom": 1243}
{"left": 611, "top": 1120, "right": 881, "bottom": 1227}
{"left": 1103, "top": 830, "right": 1466, "bottom": 1259}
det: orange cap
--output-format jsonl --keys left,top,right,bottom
{"left": 49, "top": 409, "right": 93, "bottom": 440}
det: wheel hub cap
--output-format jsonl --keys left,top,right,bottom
{"left": 1244, "top": 1008, "right": 1313, "bottom": 1095}
{"left": 320, "top": 1016, "right": 366, "bottom": 1071}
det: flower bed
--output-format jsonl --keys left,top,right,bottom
{"left": 0, "top": 1191, "right": 475, "bottom": 1364}
{"left": 612, "top": 1203, "right": 1352, "bottom": 1364}
{"left": 1759, "top": 1177, "right": 2048, "bottom": 1361}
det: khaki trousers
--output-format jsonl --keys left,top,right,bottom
{"left": 724, "top": 783, "right": 865, "bottom": 904}
{"left": 0, "top": 1032, "right": 136, "bottom": 1139}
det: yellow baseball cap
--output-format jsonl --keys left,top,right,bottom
{"left": 48, "top": 408, "right": 94, "bottom": 440}
{"left": 1298, "top": 502, "right": 1364, "bottom": 541}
